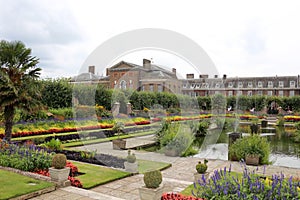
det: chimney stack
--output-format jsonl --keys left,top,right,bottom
{"left": 172, "top": 68, "right": 176, "bottom": 74}
{"left": 214, "top": 75, "right": 218, "bottom": 78}
{"left": 143, "top": 59, "right": 151, "bottom": 69}
{"left": 89, "top": 66, "right": 95, "bottom": 74}
{"left": 223, "top": 74, "right": 227, "bottom": 80}
{"left": 186, "top": 74, "right": 194, "bottom": 79}
{"left": 199, "top": 74, "right": 209, "bottom": 79}
{"left": 106, "top": 68, "right": 109, "bottom": 76}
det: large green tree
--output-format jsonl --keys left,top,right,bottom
{"left": 0, "top": 40, "right": 41, "bottom": 141}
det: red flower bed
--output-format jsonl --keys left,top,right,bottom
{"left": 35, "top": 161, "right": 82, "bottom": 188}
{"left": 161, "top": 193, "right": 205, "bottom": 200}
{"left": 135, "top": 120, "right": 151, "bottom": 125}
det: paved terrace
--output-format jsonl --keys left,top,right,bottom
{"left": 30, "top": 136, "right": 300, "bottom": 200}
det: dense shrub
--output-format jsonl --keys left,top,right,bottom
{"left": 229, "top": 135, "right": 270, "bottom": 165}
{"left": 41, "top": 78, "right": 72, "bottom": 108}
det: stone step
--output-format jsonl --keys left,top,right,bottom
{"left": 61, "top": 186, "right": 125, "bottom": 200}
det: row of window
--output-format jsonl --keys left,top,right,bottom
{"left": 183, "top": 81, "right": 296, "bottom": 89}
{"left": 186, "top": 90, "right": 295, "bottom": 97}
{"left": 227, "top": 90, "right": 295, "bottom": 96}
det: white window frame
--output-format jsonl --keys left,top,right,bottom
{"left": 228, "top": 91, "right": 233, "bottom": 96}
{"left": 248, "top": 82, "right": 253, "bottom": 88}
{"left": 158, "top": 84, "right": 163, "bottom": 92}
{"left": 268, "top": 81, "right": 273, "bottom": 88}
{"left": 149, "top": 84, "right": 154, "bottom": 92}
{"left": 278, "top": 90, "right": 284, "bottom": 97}
{"left": 289, "top": 90, "right": 295, "bottom": 96}
{"left": 267, "top": 90, "right": 273, "bottom": 96}
{"left": 247, "top": 91, "right": 252, "bottom": 96}
{"left": 257, "top": 90, "right": 263, "bottom": 96}
{"left": 290, "top": 81, "right": 295, "bottom": 88}
{"left": 258, "top": 81, "right": 263, "bottom": 88}
{"left": 238, "top": 82, "right": 243, "bottom": 88}
{"left": 228, "top": 82, "right": 233, "bottom": 88}
{"left": 279, "top": 81, "right": 284, "bottom": 88}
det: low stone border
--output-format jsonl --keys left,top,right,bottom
{"left": 10, "top": 186, "right": 56, "bottom": 200}
{"left": 0, "top": 166, "right": 51, "bottom": 182}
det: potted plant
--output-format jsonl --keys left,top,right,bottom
{"left": 49, "top": 153, "right": 70, "bottom": 185}
{"left": 124, "top": 150, "right": 138, "bottom": 173}
{"left": 194, "top": 159, "right": 209, "bottom": 183}
{"left": 112, "top": 122, "right": 126, "bottom": 150}
{"left": 139, "top": 170, "right": 164, "bottom": 200}
{"left": 245, "top": 153, "right": 260, "bottom": 166}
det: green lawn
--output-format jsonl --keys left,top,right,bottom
{"left": 0, "top": 169, "right": 54, "bottom": 200}
{"left": 71, "top": 159, "right": 171, "bottom": 189}
{"left": 71, "top": 161, "right": 131, "bottom": 189}
{"left": 138, "top": 159, "right": 171, "bottom": 174}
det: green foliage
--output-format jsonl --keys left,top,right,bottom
{"left": 277, "top": 117, "right": 285, "bottom": 127}
{"left": 143, "top": 170, "right": 162, "bottom": 188}
{"left": 211, "top": 94, "right": 227, "bottom": 115}
{"left": 112, "top": 122, "right": 125, "bottom": 137}
{"left": 196, "top": 159, "right": 208, "bottom": 173}
{"left": 126, "top": 150, "right": 136, "bottom": 163}
{"left": 0, "top": 140, "right": 52, "bottom": 171}
{"left": 190, "top": 120, "right": 210, "bottom": 137}
{"left": 295, "top": 122, "right": 300, "bottom": 130}
{"left": 40, "top": 78, "right": 72, "bottom": 108}
{"left": 52, "top": 153, "right": 67, "bottom": 169}
{"left": 0, "top": 40, "right": 42, "bottom": 141}
{"left": 42, "top": 138, "right": 62, "bottom": 151}
{"left": 229, "top": 135, "right": 270, "bottom": 165}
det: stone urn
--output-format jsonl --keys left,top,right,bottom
{"left": 139, "top": 170, "right": 164, "bottom": 200}
{"left": 245, "top": 154, "right": 260, "bottom": 166}
{"left": 194, "top": 172, "right": 210, "bottom": 183}
{"left": 139, "top": 184, "right": 164, "bottom": 200}
{"left": 112, "top": 139, "right": 126, "bottom": 150}
{"left": 49, "top": 167, "right": 70, "bottom": 182}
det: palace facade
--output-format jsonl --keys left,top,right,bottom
{"left": 70, "top": 59, "right": 300, "bottom": 97}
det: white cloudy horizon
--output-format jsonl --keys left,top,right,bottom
{"left": 1, "top": 0, "right": 300, "bottom": 79}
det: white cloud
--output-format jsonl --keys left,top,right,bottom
{"left": 1, "top": 0, "right": 300, "bottom": 78}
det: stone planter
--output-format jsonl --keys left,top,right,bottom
{"left": 164, "top": 149, "right": 179, "bottom": 157}
{"left": 245, "top": 155, "right": 260, "bottom": 166}
{"left": 194, "top": 172, "right": 210, "bottom": 183}
{"left": 112, "top": 139, "right": 126, "bottom": 150}
{"left": 49, "top": 167, "right": 70, "bottom": 182}
{"left": 139, "top": 184, "right": 164, "bottom": 200}
{"left": 124, "top": 161, "right": 138, "bottom": 173}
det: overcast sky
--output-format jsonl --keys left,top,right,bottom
{"left": 1, "top": 0, "right": 300, "bottom": 79}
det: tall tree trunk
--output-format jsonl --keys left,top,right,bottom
{"left": 4, "top": 105, "right": 14, "bottom": 142}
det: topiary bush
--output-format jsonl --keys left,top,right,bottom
{"left": 196, "top": 159, "right": 208, "bottom": 174}
{"left": 52, "top": 153, "right": 67, "bottom": 169}
{"left": 143, "top": 170, "right": 162, "bottom": 188}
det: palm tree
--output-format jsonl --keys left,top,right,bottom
{"left": 0, "top": 40, "right": 42, "bottom": 141}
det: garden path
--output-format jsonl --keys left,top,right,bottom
{"left": 31, "top": 136, "right": 300, "bottom": 200}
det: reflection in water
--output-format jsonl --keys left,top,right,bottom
{"left": 193, "top": 127, "right": 300, "bottom": 168}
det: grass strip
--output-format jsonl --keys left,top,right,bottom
{"left": 0, "top": 169, "right": 54, "bottom": 200}
{"left": 63, "top": 130, "right": 156, "bottom": 147}
{"left": 137, "top": 159, "right": 171, "bottom": 174}
{"left": 71, "top": 161, "right": 131, "bottom": 189}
